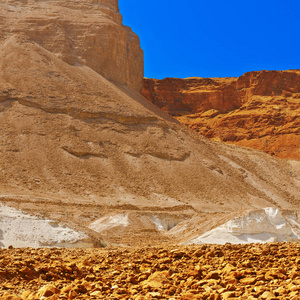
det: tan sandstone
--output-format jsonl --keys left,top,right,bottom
{"left": 0, "top": 0, "right": 300, "bottom": 247}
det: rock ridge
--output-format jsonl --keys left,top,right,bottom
{"left": 142, "top": 70, "right": 300, "bottom": 159}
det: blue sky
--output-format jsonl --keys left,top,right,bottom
{"left": 119, "top": 0, "right": 300, "bottom": 79}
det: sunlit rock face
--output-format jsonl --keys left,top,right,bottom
{"left": 0, "top": 0, "right": 143, "bottom": 91}
{"left": 0, "top": 0, "right": 300, "bottom": 247}
{"left": 143, "top": 70, "right": 300, "bottom": 159}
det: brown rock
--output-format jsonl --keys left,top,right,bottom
{"left": 90, "top": 291, "right": 102, "bottom": 296}
{"left": 0, "top": 1, "right": 299, "bottom": 255}
{"left": 181, "top": 293, "right": 203, "bottom": 300}
{"left": 239, "top": 277, "right": 257, "bottom": 285}
{"left": 0, "top": 0, "right": 143, "bottom": 92}
{"left": 37, "top": 285, "right": 60, "bottom": 298}
{"left": 193, "top": 249, "right": 204, "bottom": 257}
{"left": 254, "top": 286, "right": 269, "bottom": 295}
{"left": 221, "top": 291, "right": 236, "bottom": 299}
{"left": 143, "top": 71, "right": 300, "bottom": 160}
{"left": 142, "top": 271, "right": 170, "bottom": 288}
{"left": 261, "top": 291, "right": 276, "bottom": 299}
{"left": 274, "top": 286, "right": 288, "bottom": 295}
{"left": 73, "top": 284, "right": 87, "bottom": 294}
{"left": 205, "top": 271, "right": 221, "bottom": 280}
{"left": 145, "top": 292, "right": 162, "bottom": 299}
{"left": 68, "top": 290, "right": 78, "bottom": 300}
{"left": 222, "top": 264, "right": 236, "bottom": 274}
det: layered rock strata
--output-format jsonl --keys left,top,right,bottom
{"left": 0, "top": 0, "right": 143, "bottom": 91}
{"left": 0, "top": 0, "right": 300, "bottom": 246}
{"left": 143, "top": 70, "right": 300, "bottom": 159}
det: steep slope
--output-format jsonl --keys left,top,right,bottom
{"left": 0, "top": 1, "right": 300, "bottom": 246}
{"left": 143, "top": 71, "right": 300, "bottom": 159}
{"left": 0, "top": 0, "right": 143, "bottom": 92}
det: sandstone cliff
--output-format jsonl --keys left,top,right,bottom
{"left": 143, "top": 70, "right": 300, "bottom": 159}
{"left": 0, "top": 0, "right": 143, "bottom": 91}
{"left": 0, "top": 1, "right": 300, "bottom": 246}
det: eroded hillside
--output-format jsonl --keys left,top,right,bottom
{"left": 143, "top": 71, "right": 300, "bottom": 160}
{"left": 0, "top": 0, "right": 300, "bottom": 246}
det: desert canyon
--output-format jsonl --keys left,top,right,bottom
{"left": 0, "top": 0, "right": 300, "bottom": 299}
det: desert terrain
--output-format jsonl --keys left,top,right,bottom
{"left": 0, "top": 0, "right": 300, "bottom": 248}
{"left": 0, "top": 0, "right": 300, "bottom": 298}
{"left": 1, "top": 243, "right": 300, "bottom": 299}
{"left": 142, "top": 71, "right": 300, "bottom": 160}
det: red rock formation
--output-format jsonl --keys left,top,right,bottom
{"left": 142, "top": 70, "right": 300, "bottom": 159}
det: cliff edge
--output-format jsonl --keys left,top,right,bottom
{"left": 143, "top": 70, "right": 300, "bottom": 159}
{"left": 0, "top": 0, "right": 143, "bottom": 91}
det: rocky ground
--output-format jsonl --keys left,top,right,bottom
{"left": 1, "top": 243, "right": 300, "bottom": 299}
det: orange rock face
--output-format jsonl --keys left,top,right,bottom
{"left": 142, "top": 70, "right": 300, "bottom": 159}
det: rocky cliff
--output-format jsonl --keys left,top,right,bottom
{"left": 143, "top": 70, "right": 300, "bottom": 159}
{"left": 1, "top": 0, "right": 300, "bottom": 246}
{"left": 0, "top": 0, "right": 143, "bottom": 91}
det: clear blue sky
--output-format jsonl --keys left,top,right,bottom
{"left": 119, "top": 0, "right": 300, "bottom": 79}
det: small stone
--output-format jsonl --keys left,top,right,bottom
{"left": 68, "top": 290, "right": 78, "bottom": 300}
{"left": 221, "top": 291, "right": 236, "bottom": 299}
{"left": 142, "top": 271, "right": 170, "bottom": 288}
{"left": 239, "top": 277, "right": 257, "bottom": 285}
{"left": 0, "top": 294, "right": 22, "bottom": 300}
{"left": 254, "top": 286, "right": 269, "bottom": 295}
{"left": 181, "top": 293, "right": 203, "bottom": 300}
{"left": 37, "top": 284, "right": 60, "bottom": 298}
{"left": 222, "top": 264, "right": 235, "bottom": 274}
{"left": 90, "top": 291, "right": 102, "bottom": 296}
{"left": 261, "top": 291, "right": 276, "bottom": 299}
{"left": 111, "top": 285, "right": 119, "bottom": 289}
{"left": 290, "top": 285, "right": 300, "bottom": 292}
{"left": 205, "top": 271, "right": 220, "bottom": 280}
{"left": 145, "top": 292, "right": 162, "bottom": 299}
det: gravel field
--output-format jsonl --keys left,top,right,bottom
{"left": 1, "top": 243, "right": 300, "bottom": 299}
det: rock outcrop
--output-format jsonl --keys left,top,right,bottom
{"left": 0, "top": 0, "right": 143, "bottom": 92}
{"left": 186, "top": 208, "right": 300, "bottom": 245}
{"left": 143, "top": 70, "right": 300, "bottom": 159}
{"left": 0, "top": 1, "right": 300, "bottom": 246}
